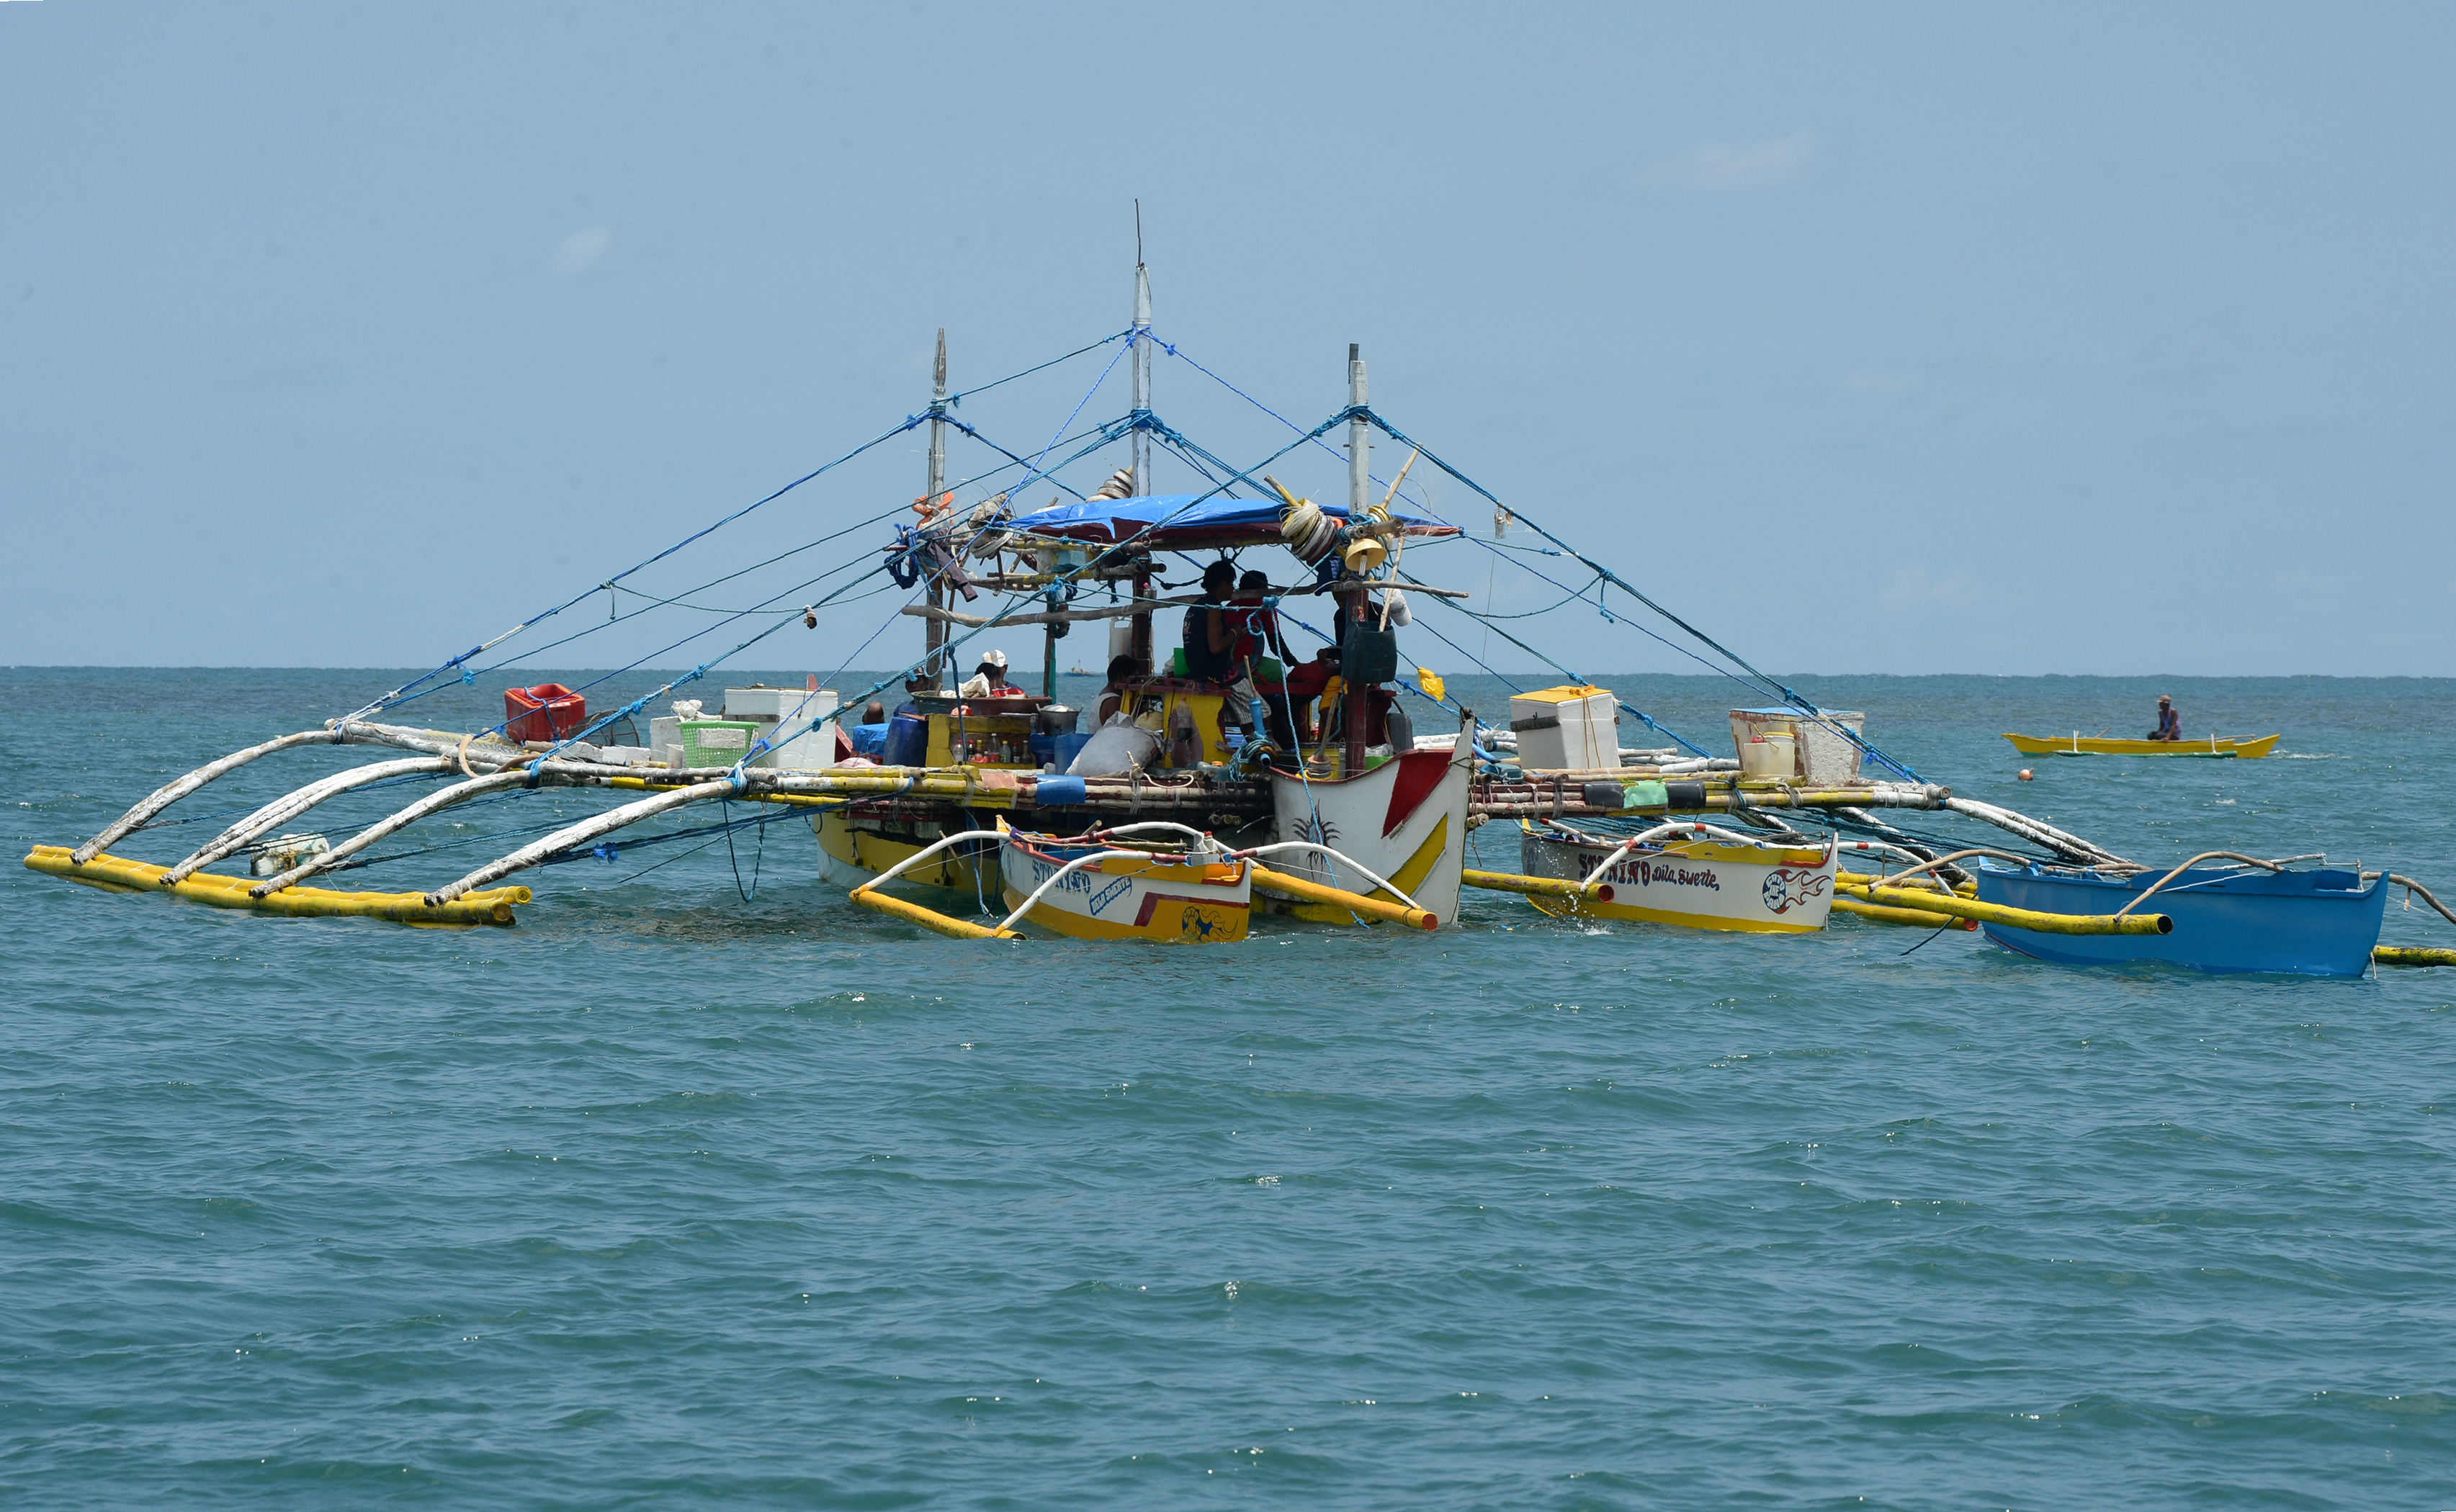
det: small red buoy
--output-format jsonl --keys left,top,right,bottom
{"left": 2017, "top": 768, "right": 2034, "bottom": 781}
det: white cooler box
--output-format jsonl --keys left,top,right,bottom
{"left": 1509, "top": 685, "right": 1619, "bottom": 770}
{"left": 1729, "top": 708, "right": 1865, "bottom": 785}
{"left": 725, "top": 685, "right": 841, "bottom": 769}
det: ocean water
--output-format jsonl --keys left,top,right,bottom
{"left": 5, "top": 667, "right": 2454, "bottom": 1510}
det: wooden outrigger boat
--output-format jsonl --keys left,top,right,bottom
{"left": 1512, "top": 820, "right": 1839, "bottom": 933}
{"left": 23, "top": 256, "right": 2456, "bottom": 972}
{"left": 2002, "top": 732, "right": 2281, "bottom": 759}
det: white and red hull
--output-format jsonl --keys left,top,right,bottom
{"left": 1266, "top": 746, "right": 1471, "bottom": 924}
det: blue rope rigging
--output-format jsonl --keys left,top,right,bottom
{"left": 345, "top": 328, "right": 1137, "bottom": 726}
{"left": 1345, "top": 405, "right": 1923, "bottom": 783}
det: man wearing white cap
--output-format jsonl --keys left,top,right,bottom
{"left": 959, "top": 649, "right": 1018, "bottom": 699}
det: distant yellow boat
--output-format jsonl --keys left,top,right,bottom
{"left": 2002, "top": 732, "right": 2280, "bottom": 759}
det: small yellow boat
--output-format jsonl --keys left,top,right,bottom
{"left": 2002, "top": 732, "right": 2280, "bottom": 759}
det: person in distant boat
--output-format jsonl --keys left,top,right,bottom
{"left": 1094, "top": 654, "right": 1138, "bottom": 726}
{"left": 959, "top": 649, "right": 1018, "bottom": 699}
{"left": 2148, "top": 695, "right": 2181, "bottom": 742}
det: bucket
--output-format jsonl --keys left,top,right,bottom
{"left": 1739, "top": 732, "right": 1798, "bottom": 780}
{"left": 1053, "top": 732, "right": 1094, "bottom": 772}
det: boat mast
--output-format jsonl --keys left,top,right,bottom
{"left": 1127, "top": 222, "right": 1155, "bottom": 675}
{"left": 1343, "top": 341, "right": 1370, "bottom": 775}
{"left": 924, "top": 328, "right": 949, "bottom": 690}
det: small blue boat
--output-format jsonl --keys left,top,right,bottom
{"left": 1971, "top": 860, "right": 2387, "bottom": 978}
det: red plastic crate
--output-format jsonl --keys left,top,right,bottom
{"left": 503, "top": 683, "right": 588, "bottom": 743}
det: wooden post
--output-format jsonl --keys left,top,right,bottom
{"left": 923, "top": 328, "right": 949, "bottom": 690}
{"left": 1343, "top": 343, "right": 1370, "bottom": 777}
{"left": 1130, "top": 561, "right": 1154, "bottom": 675}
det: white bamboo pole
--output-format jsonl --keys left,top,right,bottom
{"left": 250, "top": 768, "right": 536, "bottom": 897}
{"left": 1941, "top": 797, "right": 2132, "bottom": 868}
{"left": 74, "top": 729, "right": 343, "bottom": 864}
{"left": 159, "top": 757, "right": 447, "bottom": 885}
{"left": 422, "top": 778, "right": 740, "bottom": 906}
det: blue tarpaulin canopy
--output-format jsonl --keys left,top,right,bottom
{"left": 1003, "top": 493, "right": 1458, "bottom": 551}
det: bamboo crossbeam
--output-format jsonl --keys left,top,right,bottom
{"left": 1460, "top": 868, "right": 1603, "bottom": 901}
{"left": 26, "top": 846, "right": 528, "bottom": 927}
{"left": 1836, "top": 880, "right": 2170, "bottom": 936}
{"left": 161, "top": 757, "right": 448, "bottom": 885}
{"left": 1250, "top": 864, "right": 1436, "bottom": 930}
{"left": 1830, "top": 895, "right": 1977, "bottom": 930}
{"left": 902, "top": 597, "right": 1201, "bottom": 629}
{"left": 423, "top": 778, "right": 740, "bottom": 906}
{"left": 73, "top": 728, "right": 346, "bottom": 864}
{"left": 1469, "top": 785, "right": 1948, "bottom": 818}
{"left": 851, "top": 888, "right": 1023, "bottom": 940}
{"left": 251, "top": 768, "right": 538, "bottom": 897}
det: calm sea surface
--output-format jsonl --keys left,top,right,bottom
{"left": 5, "top": 667, "right": 2453, "bottom": 1510}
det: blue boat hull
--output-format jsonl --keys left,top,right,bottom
{"left": 1973, "top": 865, "right": 2386, "bottom": 978}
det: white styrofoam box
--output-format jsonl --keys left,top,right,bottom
{"left": 1798, "top": 712, "right": 1866, "bottom": 786}
{"left": 1508, "top": 685, "right": 1619, "bottom": 771}
{"left": 649, "top": 716, "right": 681, "bottom": 767}
{"left": 1728, "top": 709, "right": 1866, "bottom": 785}
{"left": 718, "top": 685, "right": 841, "bottom": 770}
{"left": 724, "top": 685, "right": 833, "bottom": 721}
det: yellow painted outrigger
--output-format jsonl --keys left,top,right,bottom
{"left": 2002, "top": 732, "right": 2280, "bottom": 759}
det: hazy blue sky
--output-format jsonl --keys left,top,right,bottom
{"left": 5, "top": 3, "right": 2451, "bottom": 677}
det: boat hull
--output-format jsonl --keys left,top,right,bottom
{"left": 998, "top": 832, "right": 1250, "bottom": 942}
{"left": 1517, "top": 827, "right": 1837, "bottom": 933}
{"left": 2002, "top": 732, "right": 2280, "bottom": 758}
{"left": 1267, "top": 746, "right": 1471, "bottom": 924}
{"left": 1973, "top": 864, "right": 2385, "bottom": 976}
{"left": 813, "top": 809, "right": 998, "bottom": 898}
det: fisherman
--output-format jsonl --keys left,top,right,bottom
{"left": 1179, "top": 560, "right": 1240, "bottom": 683}
{"left": 1228, "top": 570, "right": 1294, "bottom": 672}
{"left": 958, "top": 649, "right": 1018, "bottom": 699}
{"left": 1230, "top": 570, "right": 1298, "bottom": 747}
{"left": 1276, "top": 644, "right": 1343, "bottom": 744}
{"left": 1093, "top": 653, "right": 1137, "bottom": 726}
{"left": 2148, "top": 695, "right": 2181, "bottom": 742}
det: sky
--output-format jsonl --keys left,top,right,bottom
{"left": 4, "top": 2, "right": 2452, "bottom": 678}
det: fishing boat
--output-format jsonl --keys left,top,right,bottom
{"left": 27, "top": 251, "right": 2456, "bottom": 971}
{"left": 2002, "top": 732, "right": 2281, "bottom": 758}
{"left": 998, "top": 824, "right": 1252, "bottom": 942}
{"left": 1512, "top": 819, "right": 1839, "bottom": 933}
{"left": 1971, "top": 856, "right": 2386, "bottom": 976}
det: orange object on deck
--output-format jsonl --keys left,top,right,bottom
{"left": 504, "top": 683, "right": 588, "bottom": 743}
